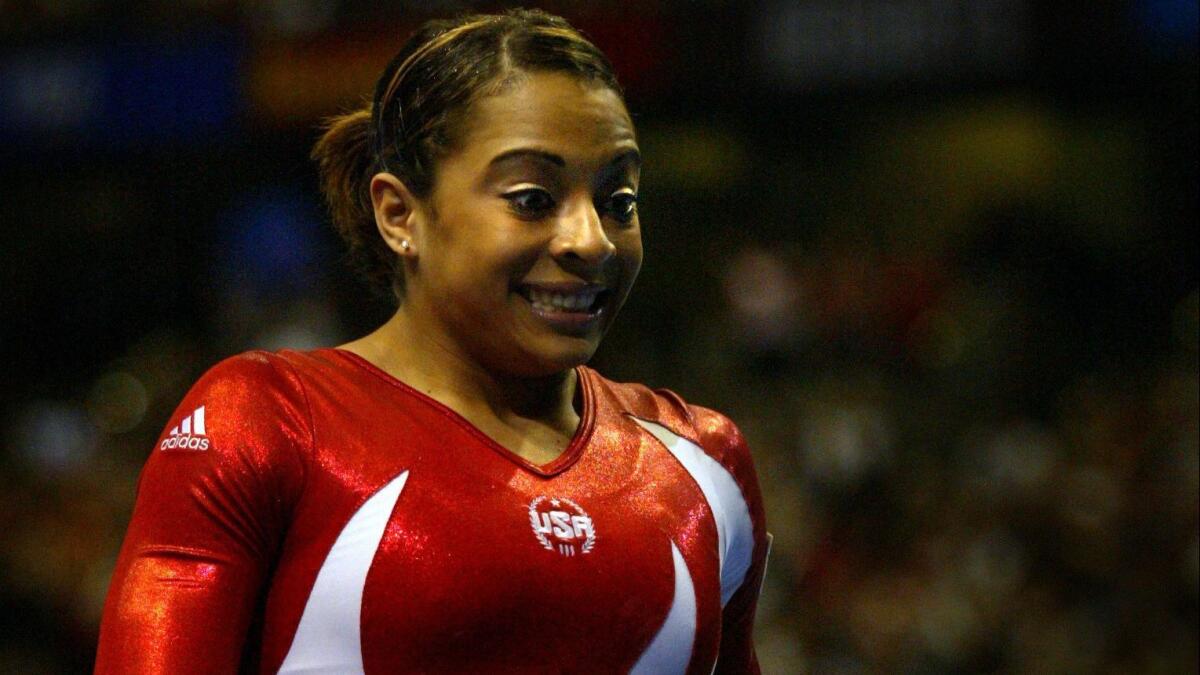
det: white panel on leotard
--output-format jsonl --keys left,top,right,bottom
{"left": 278, "top": 470, "right": 410, "bottom": 674}
{"left": 631, "top": 541, "right": 696, "bottom": 675}
{"left": 631, "top": 417, "right": 754, "bottom": 607}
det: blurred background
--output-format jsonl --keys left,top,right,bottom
{"left": 1, "top": 0, "right": 1196, "bottom": 672}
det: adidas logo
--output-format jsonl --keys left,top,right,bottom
{"left": 160, "top": 406, "right": 210, "bottom": 450}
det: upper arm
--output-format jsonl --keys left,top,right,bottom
{"left": 688, "top": 405, "right": 770, "bottom": 675}
{"left": 95, "top": 353, "right": 308, "bottom": 674}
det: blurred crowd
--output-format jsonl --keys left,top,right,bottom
{"left": 2, "top": 1, "right": 1196, "bottom": 673}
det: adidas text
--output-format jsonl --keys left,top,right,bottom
{"left": 160, "top": 434, "right": 210, "bottom": 451}
{"left": 161, "top": 405, "right": 209, "bottom": 451}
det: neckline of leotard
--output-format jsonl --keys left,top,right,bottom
{"left": 324, "top": 348, "right": 596, "bottom": 478}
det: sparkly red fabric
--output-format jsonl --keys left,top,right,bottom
{"left": 96, "top": 349, "right": 768, "bottom": 673}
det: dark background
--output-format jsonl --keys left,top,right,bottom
{"left": 1, "top": 1, "right": 1196, "bottom": 672}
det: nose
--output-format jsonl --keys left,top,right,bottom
{"left": 550, "top": 196, "right": 615, "bottom": 269}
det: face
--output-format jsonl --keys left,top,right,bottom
{"left": 403, "top": 71, "right": 642, "bottom": 377}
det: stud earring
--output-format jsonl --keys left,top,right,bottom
{"left": 400, "top": 240, "right": 411, "bottom": 251}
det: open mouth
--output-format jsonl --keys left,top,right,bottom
{"left": 517, "top": 285, "right": 611, "bottom": 316}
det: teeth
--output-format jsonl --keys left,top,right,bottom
{"left": 527, "top": 288, "right": 600, "bottom": 313}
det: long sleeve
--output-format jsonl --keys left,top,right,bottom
{"left": 96, "top": 353, "right": 309, "bottom": 674}
{"left": 688, "top": 405, "right": 770, "bottom": 675}
{"left": 714, "top": 535, "right": 769, "bottom": 674}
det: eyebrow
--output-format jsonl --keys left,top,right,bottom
{"left": 487, "top": 147, "right": 642, "bottom": 170}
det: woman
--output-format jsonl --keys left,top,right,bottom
{"left": 96, "top": 9, "right": 768, "bottom": 674}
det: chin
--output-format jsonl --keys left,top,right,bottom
{"left": 507, "top": 337, "right": 600, "bottom": 377}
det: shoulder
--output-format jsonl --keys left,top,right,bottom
{"left": 682, "top": 404, "right": 753, "bottom": 477}
{"left": 162, "top": 350, "right": 313, "bottom": 463}
{"left": 188, "top": 349, "right": 321, "bottom": 413}
{"left": 583, "top": 367, "right": 755, "bottom": 477}
{"left": 128, "top": 351, "right": 311, "bottom": 566}
{"left": 584, "top": 367, "right": 692, "bottom": 431}
{"left": 197, "top": 349, "right": 306, "bottom": 392}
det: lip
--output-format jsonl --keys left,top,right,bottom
{"left": 519, "top": 281, "right": 607, "bottom": 294}
{"left": 515, "top": 282, "right": 611, "bottom": 334}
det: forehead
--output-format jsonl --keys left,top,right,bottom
{"left": 452, "top": 71, "right": 637, "bottom": 165}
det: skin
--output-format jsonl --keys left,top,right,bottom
{"left": 341, "top": 71, "right": 642, "bottom": 465}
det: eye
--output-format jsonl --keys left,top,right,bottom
{"left": 603, "top": 191, "right": 638, "bottom": 222}
{"left": 504, "top": 188, "right": 557, "bottom": 218}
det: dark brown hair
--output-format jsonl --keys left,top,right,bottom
{"left": 311, "top": 9, "right": 624, "bottom": 301}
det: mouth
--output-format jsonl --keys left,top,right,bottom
{"left": 516, "top": 283, "right": 613, "bottom": 329}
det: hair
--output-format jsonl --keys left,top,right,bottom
{"left": 311, "top": 8, "right": 624, "bottom": 301}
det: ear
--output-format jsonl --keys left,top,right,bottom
{"left": 370, "top": 172, "right": 426, "bottom": 257}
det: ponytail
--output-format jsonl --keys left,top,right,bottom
{"left": 311, "top": 107, "right": 401, "bottom": 300}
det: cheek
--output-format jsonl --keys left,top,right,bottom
{"left": 616, "top": 229, "right": 644, "bottom": 279}
{"left": 426, "top": 212, "right": 530, "bottom": 283}
{"left": 441, "top": 242, "right": 539, "bottom": 311}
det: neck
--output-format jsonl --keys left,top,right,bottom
{"left": 342, "top": 306, "right": 578, "bottom": 429}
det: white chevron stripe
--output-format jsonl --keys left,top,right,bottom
{"left": 631, "top": 541, "right": 696, "bottom": 675}
{"left": 631, "top": 417, "right": 755, "bottom": 607}
{"left": 278, "top": 470, "right": 410, "bottom": 674}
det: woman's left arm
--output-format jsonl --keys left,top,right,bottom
{"left": 714, "top": 532, "right": 770, "bottom": 674}
{"left": 687, "top": 405, "right": 770, "bottom": 674}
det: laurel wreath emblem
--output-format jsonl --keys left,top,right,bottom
{"left": 528, "top": 495, "right": 596, "bottom": 554}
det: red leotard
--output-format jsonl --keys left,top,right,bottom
{"left": 96, "top": 349, "right": 768, "bottom": 673}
